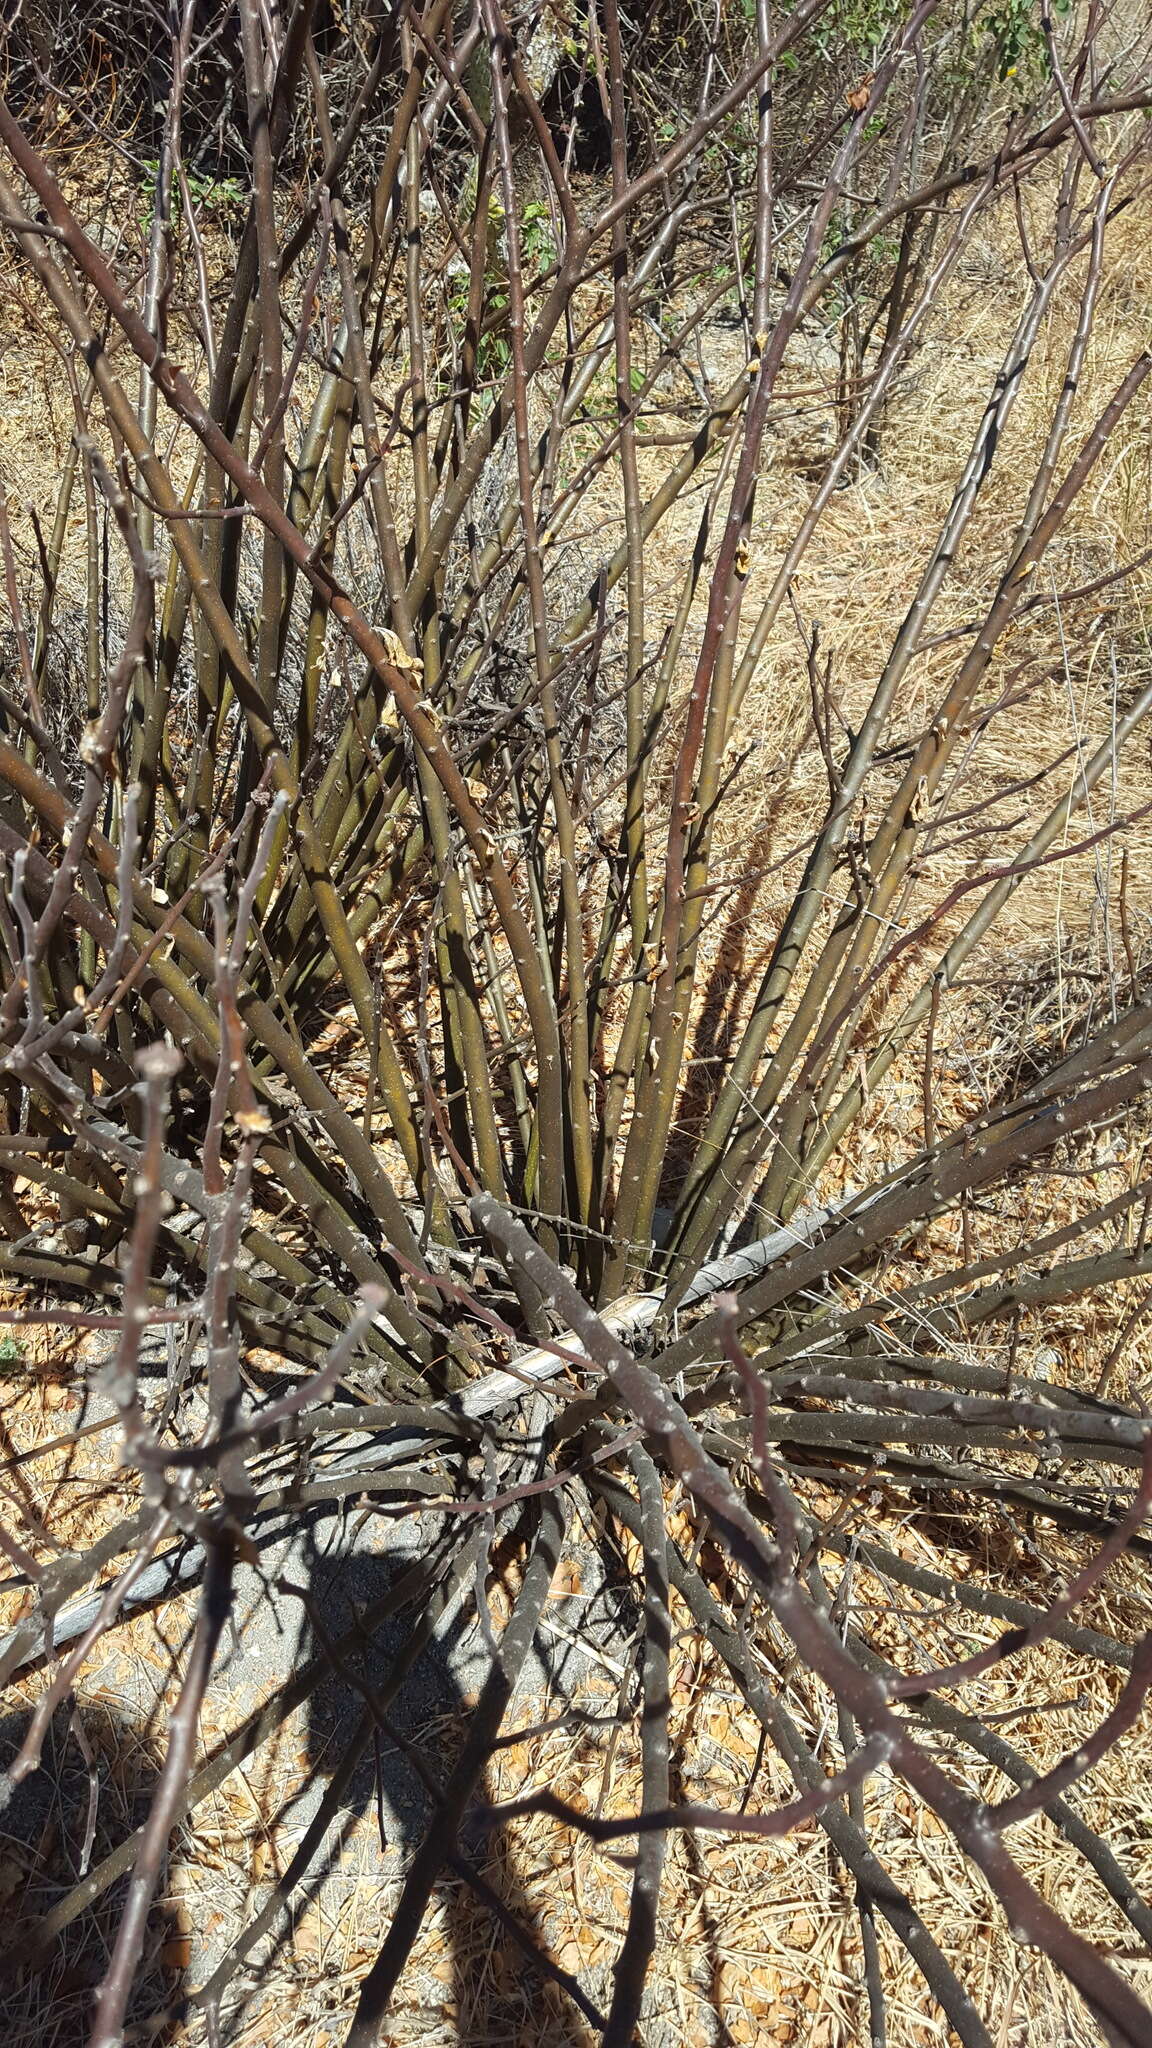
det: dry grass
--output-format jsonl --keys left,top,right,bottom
{"left": 651, "top": 179, "right": 1152, "bottom": 1083}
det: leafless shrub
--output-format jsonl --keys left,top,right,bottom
{"left": 2, "top": 2, "right": 1152, "bottom": 2042}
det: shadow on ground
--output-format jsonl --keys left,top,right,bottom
{"left": 0, "top": 1488, "right": 633, "bottom": 2045}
